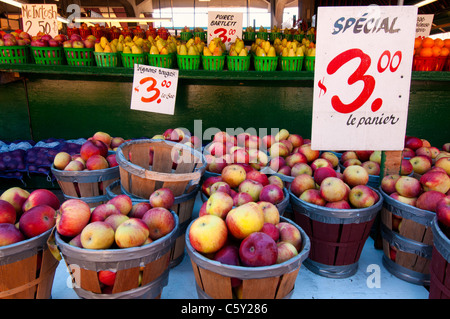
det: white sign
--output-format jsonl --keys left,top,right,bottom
{"left": 21, "top": 4, "right": 58, "bottom": 37}
{"left": 311, "top": 6, "right": 417, "bottom": 151}
{"left": 416, "top": 14, "right": 434, "bottom": 37}
{"left": 131, "top": 65, "right": 179, "bottom": 115}
{"left": 207, "top": 11, "right": 243, "bottom": 50}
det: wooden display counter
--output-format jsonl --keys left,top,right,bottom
{"left": 0, "top": 63, "right": 449, "bottom": 148}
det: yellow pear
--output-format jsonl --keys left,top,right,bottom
{"left": 213, "top": 46, "right": 223, "bottom": 56}
{"left": 229, "top": 48, "right": 237, "bottom": 56}
{"left": 188, "top": 44, "right": 199, "bottom": 55}
{"left": 100, "top": 36, "right": 109, "bottom": 49}
{"left": 196, "top": 43, "right": 204, "bottom": 54}
{"left": 103, "top": 44, "right": 112, "bottom": 53}
{"left": 160, "top": 46, "right": 169, "bottom": 55}
{"left": 256, "top": 46, "right": 266, "bottom": 57}
{"left": 116, "top": 41, "right": 124, "bottom": 52}
{"left": 111, "top": 39, "right": 118, "bottom": 46}
{"left": 134, "top": 38, "right": 144, "bottom": 47}
{"left": 118, "top": 34, "right": 124, "bottom": 42}
{"left": 186, "top": 38, "right": 194, "bottom": 48}
{"left": 267, "top": 46, "right": 276, "bottom": 57}
{"left": 234, "top": 40, "right": 244, "bottom": 54}
{"left": 123, "top": 46, "right": 131, "bottom": 53}
{"left": 296, "top": 47, "right": 304, "bottom": 56}
{"left": 263, "top": 41, "right": 271, "bottom": 54}
{"left": 307, "top": 47, "right": 316, "bottom": 57}
{"left": 110, "top": 43, "right": 117, "bottom": 53}
{"left": 239, "top": 48, "right": 248, "bottom": 56}
{"left": 203, "top": 47, "right": 213, "bottom": 56}
{"left": 281, "top": 47, "right": 288, "bottom": 57}
{"left": 178, "top": 44, "right": 188, "bottom": 55}
{"left": 131, "top": 45, "right": 142, "bottom": 54}
{"left": 149, "top": 45, "right": 159, "bottom": 55}
{"left": 94, "top": 43, "right": 103, "bottom": 53}
{"left": 288, "top": 48, "right": 296, "bottom": 57}
{"left": 208, "top": 41, "right": 217, "bottom": 54}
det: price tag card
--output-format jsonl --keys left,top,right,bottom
{"left": 21, "top": 4, "right": 58, "bottom": 37}
{"left": 311, "top": 6, "right": 417, "bottom": 151}
{"left": 416, "top": 14, "right": 434, "bottom": 37}
{"left": 207, "top": 11, "right": 243, "bottom": 50}
{"left": 130, "top": 65, "right": 179, "bottom": 115}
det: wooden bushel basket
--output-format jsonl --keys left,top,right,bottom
{"left": 54, "top": 213, "right": 178, "bottom": 299}
{"left": 430, "top": 217, "right": 450, "bottom": 299}
{"left": 51, "top": 158, "right": 120, "bottom": 208}
{"left": 106, "top": 179, "right": 199, "bottom": 267}
{"left": 115, "top": 139, "right": 206, "bottom": 200}
{"left": 0, "top": 229, "right": 59, "bottom": 299}
{"left": 186, "top": 216, "right": 310, "bottom": 299}
{"left": 379, "top": 189, "right": 434, "bottom": 285}
{"left": 290, "top": 187, "right": 382, "bottom": 278}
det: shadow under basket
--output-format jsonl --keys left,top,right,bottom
{"left": 429, "top": 217, "right": 450, "bottom": 299}
{"left": 290, "top": 187, "right": 383, "bottom": 278}
{"left": 54, "top": 213, "right": 178, "bottom": 299}
{"left": 51, "top": 163, "right": 120, "bottom": 208}
{"left": 186, "top": 216, "right": 310, "bottom": 299}
{"left": 106, "top": 179, "right": 200, "bottom": 268}
{"left": 380, "top": 189, "right": 434, "bottom": 285}
{"left": 0, "top": 229, "right": 59, "bottom": 299}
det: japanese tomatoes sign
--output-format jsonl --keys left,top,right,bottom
{"left": 207, "top": 11, "right": 243, "bottom": 50}
{"left": 311, "top": 6, "right": 418, "bottom": 151}
{"left": 130, "top": 65, "right": 179, "bottom": 115}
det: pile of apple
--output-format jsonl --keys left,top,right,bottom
{"left": 52, "top": 131, "right": 125, "bottom": 172}
{"left": 55, "top": 188, "right": 176, "bottom": 292}
{"left": 0, "top": 30, "right": 31, "bottom": 46}
{"left": 201, "top": 163, "right": 286, "bottom": 209}
{"left": 0, "top": 187, "right": 60, "bottom": 247}
{"left": 188, "top": 193, "right": 303, "bottom": 286}
{"left": 402, "top": 136, "right": 449, "bottom": 175}
{"left": 381, "top": 166, "right": 450, "bottom": 232}
{"left": 291, "top": 163, "right": 380, "bottom": 210}
{"left": 153, "top": 127, "right": 201, "bottom": 150}
{"left": 30, "top": 33, "right": 68, "bottom": 48}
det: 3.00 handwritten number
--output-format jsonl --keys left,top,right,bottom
{"left": 140, "top": 77, "right": 160, "bottom": 104}
{"left": 326, "top": 48, "right": 375, "bottom": 114}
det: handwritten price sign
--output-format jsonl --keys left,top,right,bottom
{"left": 311, "top": 6, "right": 418, "bottom": 151}
{"left": 22, "top": 4, "right": 58, "bottom": 37}
{"left": 130, "top": 65, "right": 179, "bottom": 115}
{"left": 208, "top": 11, "right": 242, "bottom": 50}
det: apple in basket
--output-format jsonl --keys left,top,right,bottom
{"left": 0, "top": 187, "right": 30, "bottom": 216}
{"left": 343, "top": 165, "right": 369, "bottom": 187}
{"left": 213, "top": 245, "right": 242, "bottom": 287}
{"left": 0, "top": 223, "right": 25, "bottom": 247}
{"left": 381, "top": 174, "right": 401, "bottom": 194}
{"left": 80, "top": 139, "right": 108, "bottom": 162}
{"left": 141, "top": 207, "right": 176, "bottom": 240}
{"left": 53, "top": 152, "right": 72, "bottom": 170}
{"left": 276, "top": 241, "right": 299, "bottom": 264}
{"left": 239, "top": 232, "right": 278, "bottom": 267}
{"left": 436, "top": 196, "right": 450, "bottom": 227}
{"left": 90, "top": 203, "right": 122, "bottom": 222}
{"left": 107, "top": 194, "right": 133, "bottom": 215}
{"left": 261, "top": 222, "right": 280, "bottom": 242}
{"left": 259, "top": 184, "right": 284, "bottom": 205}
{"left": 277, "top": 222, "right": 302, "bottom": 251}
{"left": 19, "top": 205, "right": 56, "bottom": 238}
{"left": 149, "top": 188, "right": 175, "bottom": 210}
{"left": 395, "top": 176, "right": 422, "bottom": 198}
{"left": 221, "top": 164, "right": 247, "bottom": 189}
{"left": 115, "top": 218, "right": 150, "bottom": 248}
{"left": 0, "top": 199, "right": 16, "bottom": 224}
{"left": 189, "top": 214, "right": 228, "bottom": 254}
{"left": 319, "top": 177, "right": 347, "bottom": 202}
{"left": 349, "top": 185, "right": 378, "bottom": 208}
{"left": 205, "top": 191, "right": 234, "bottom": 219}
{"left": 420, "top": 170, "right": 450, "bottom": 194}
{"left": 226, "top": 202, "right": 265, "bottom": 240}
{"left": 238, "top": 179, "right": 264, "bottom": 201}
{"left": 56, "top": 199, "right": 91, "bottom": 238}
{"left": 22, "top": 189, "right": 60, "bottom": 213}
{"left": 80, "top": 221, "right": 115, "bottom": 250}
{"left": 258, "top": 201, "right": 280, "bottom": 225}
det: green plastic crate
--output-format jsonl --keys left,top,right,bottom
{"left": 254, "top": 55, "right": 278, "bottom": 71}
{"left": 180, "top": 31, "right": 193, "bottom": 41}
{"left": 226, "top": 55, "right": 250, "bottom": 71}
{"left": 121, "top": 52, "right": 147, "bottom": 68}
{"left": 177, "top": 55, "right": 201, "bottom": 70}
{"left": 269, "top": 32, "right": 282, "bottom": 42}
{"left": 64, "top": 47, "right": 95, "bottom": 66}
{"left": 242, "top": 31, "right": 256, "bottom": 41}
{"left": 202, "top": 55, "right": 225, "bottom": 71}
{"left": 193, "top": 31, "right": 206, "bottom": 41}
{"left": 256, "top": 32, "right": 268, "bottom": 40}
{"left": 283, "top": 33, "right": 294, "bottom": 41}
{"left": 304, "top": 56, "right": 315, "bottom": 71}
{"left": 94, "top": 52, "right": 120, "bottom": 67}
{"left": 0, "top": 46, "right": 30, "bottom": 64}
{"left": 293, "top": 34, "right": 305, "bottom": 42}
{"left": 30, "top": 46, "right": 65, "bottom": 65}
{"left": 147, "top": 53, "right": 174, "bottom": 69}
{"left": 280, "top": 56, "right": 304, "bottom": 71}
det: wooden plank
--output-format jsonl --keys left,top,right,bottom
{"left": 242, "top": 277, "right": 279, "bottom": 299}
{"left": 79, "top": 268, "right": 102, "bottom": 294}
{"left": 113, "top": 267, "right": 140, "bottom": 293}
{"left": 380, "top": 151, "right": 403, "bottom": 180}
{"left": 0, "top": 254, "right": 37, "bottom": 299}
{"left": 35, "top": 248, "right": 58, "bottom": 299}
{"left": 198, "top": 266, "right": 233, "bottom": 299}
{"left": 275, "top": 269, "right": 300, "bottom": 299}
{"left": 311, "top": 220, "right": 340, "bottom": 265}
{"left": 142, "top": 251, "right": 170, "bottom": 284}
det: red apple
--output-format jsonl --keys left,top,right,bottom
{"left": 405, "top": 136, "right": 423, "bottom": 151}
{"left": 420, "top": 170, "right": 450, "bottom": 194}
{"left": 239, "top": 232, "right": 278, "bottom": 267}
{"left": 233, "top": 192, "right": 254, "bottom": 206}
{"left": 310, "top": 158, "right": 333, "bottom": 172}
{"left": 320, "top": 152, "right": 339, "bottom": 168}
{"left": 287, "top": 134, "right": 304, "bottom": 148}
{"left": 107, "top": 194, "right": 133, "bottom": 215}
{"left": 261, "top": 222, "right": 280, "bottom": 242}
{"left": 80, "top": 139, "right": 108, "bottom": 162}
{"left": 269, "top": 142, "right": 290, "bottom": 158}
{"left": 269, "top": 156, "right": 286, "bottom": 172}
{"left": 141, "top": 207, "right": 176, "bottom": 240}
{"left": 115, "top": 218, "right": 150, "bottom": 248}
{"left": 92, "top": 131, "right": 112, "bottom": 148}
{"left": 300, "top": 189, "right": 326, "bottom": 206}
{"left": 291, "top": 163, "right": 313, "bottom": 177}
{"left": 221, "top": 164, "right": 246, "bottom": 189}
{"left": 189, "top": 214, "right": 228, "bottom": 254}
{"left": 210, "top": 181, "right": 232, "bottom": 195}
{"left": 381, "top": 174, "right": 401, "bottom": 194}
{"left": 285, "top": 152, "right": 308, "bottom": 168}
{"left": 262, "top": 135, "right": 276, "bottom": 149}
{"left": 313, "top": 166, "right": 337, "bottom": 185}
{"left": 206, "top": 191, "right": 234, "bottom": 219}
{"left": 325, "top": 200, "right": 351, "bottom": 209}
{"left": 343, "top": 165, "right": 369, "bottom": 187}
{"left": 238, "top": 179, "right": 263, "bottom": 201}
{"left": 402, "top": 148, "right": 416, "bottom": 159}
{"left": 56, "top": 199, "right": 91, "bottom": 238}
{"left": 0, "top": 187, "right": 30, "bottom": 216}
{"left": 53, "top": 151, "right": 72, "bottom": 170}
{"left": 355, "top": 150, "right": 374, "bottom": 162}
{"left": 213, "top": 244, "right": 242, "bottom": 287}
{"left": 90, "top": 203, "right": 122, "bottom": 222}
{"left": 342, "top": 158, "right": 362, "bottom": 167}
{"left": 361, "top": 161, "right": 380, "bottom": 176}
{"left": 416, "top": 191, "right": 445, "bottom": 212}
{"left": 349, "top": 185, "right": 378, "bottom": 208}
{"left": 298, "top": 144, "right": 320, "bottom": 162}
{"left": 201, "top": 176, "right": 222, "bottom": 196}
{"left": 319, "top": 177, "right": 347, "bottom": 202}
{"left": 0, "top": 199, "right": 16, "bottom": 224}
{"left": 409, "top": 155, "right": 432, "bottom": 175}
{"left": 64, "top": 160, "right": 85, "bottom": 171}
{"left": 22, "top": 189, "right": 60, "bottom": 212}
{"left": 290, "top": 174, "right": 316, "bottom": 197}
{"left": 258, "top": 201, "right": 280, "bottom": 225}
{"left": 259, "top": 184, "right": 284, "bottom": 205}
{"left": 110, "top": 137, "right": 125, "bottom": 149}
{"left": 18, "top": 205, "right": 55, "bottom": 238}
{"left": 435, "top": 157, "right": 450, "bottom": 176}
{"left": 390, "top": 192, "right": 417, "bottom": 206}
{"left": 68, "top": 234, "right": 83, "bottom": 248}
{"left": 276, "top": 241, "right": 298, "bottom": 264}
{"left": 0, "top": 223, "right": 25, "bottom": 247}
{"left": 245, "top": 170, "right": 269, "bottom": 186}
{"left": 395, "top": 176, "right": 422, "bottom": 198}
{"left": 277, "top": 222, "right": 302, "bottom": 251}
{"left": 277, "top": 165, "right": 291, "bottom": 176}
{"left": 104, "top": 214, "right": 129, "bottom": 231}
{"left": 106, "top": 154, "right": 118, "bottom": 167}
{"left": 86, "top": 154, "right": 109, "bottom": 170}
{"left": 436, "top": 196, "right": 450, "bottom": 227}
{"left": 128, "top": 202, "right": 151, "bottom": 219}
{"left": 98, "top": 270, "right": 116, "bottom": 287}
{"left": 268, "top": 175, "right": 285, "bottom": 189}
{"left": 400, "top": 159, "right": 414, "bottom": 176}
